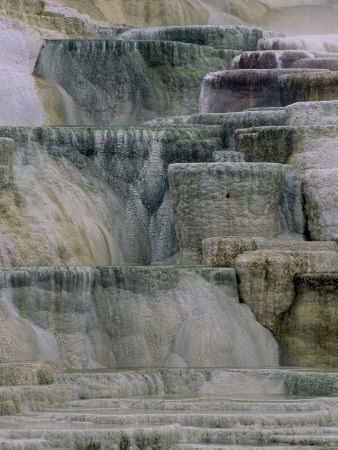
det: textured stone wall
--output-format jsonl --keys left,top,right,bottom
{"left": 280, "top": 273, "right": 338, "bottom": 367}
{"left": 0, "top": 266, "right": 278, "bottom": 369}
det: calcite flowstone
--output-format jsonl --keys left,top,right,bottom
{"left": 202, "top": 236, "right": 338, "bottom": 268}
{"left": 234, "top": 123, "right": 338, "bottom": 241}
{"left": 199, "top": 69, "right": 328, "bottom": 113}
{"left": 0, "top": 362, "right": 55, "bottom": 387}
{"left": 280, "top": 273, "right": 338, "bottom": 367}
{"left": 235, "top": 249, "right": 338, "bottom": 335}
{"left": 168, "top": 162, "right": 284, "bottom": 262}
{"left": 292, "top": 58, "right": 338, "bottom": 71}
{"left": 203, "top": 237, "right": 257, "bottom": 267}
{"left": 286, "top": 100, "right": 338, "bottom": 126}
{"left": 233, "top": 50, "right": 313, "bottom": 69}
{"left": 279, "top": 72, "right": 338, "bottom": 105}
{"left": 0, "top": 138, "right": 14, "bottom": 187}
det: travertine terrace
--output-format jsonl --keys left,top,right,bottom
{"left": 0, "top": 0, "right": 337, "bottom": 448}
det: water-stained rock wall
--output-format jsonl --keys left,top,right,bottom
{"left": 34, "top": 39, "right": 236, "bottom": 125}
{"left": 0, "top": 266, "right": 278, "bottom": 369}
{"left": 0, "top": 125, "right": 225, "bottom": 265}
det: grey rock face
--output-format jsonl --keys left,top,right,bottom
{"left": 169, "top": 162, "right": 286, "bottom": 262}
{"left": 34, "top": 39, "right": 234, "bottom": 125}
{"left": 202, "top": 236, "right": 338, "bottom": 268}
{"left": 102, "top": 25, "right": 273, "bottom": 50}
{"left": 258, "top": 35, "right": 338, "bottom": 53}
{"left": 292, "top": 58, "right": 338, "bottom": 71}
{"left": 279, "top": 72, "right": 338, "bottom": 106}
{"left": 233, "top": 50, "right": 313, "bottom": 69}
{"left": 281, "top": 273, "right": 338, "bottom": 367}
{"left": 235, "top": 249, "right": 338, "bottom": 336}
{"left": 199, "top": 69, "right": 327, "bottom": 113}
{"left": 234, "top": 122, "right": 338, "bottom": 241}
{"left": 0, "top": 125, "right": 225, "bottom": 265}
{"left": 0, "top": 362, "right": 55, "bottom": 387}
{"left": 146, "top": 109, "right": 287, "bottom": 149}
{"left": 286, "top": 100, "right": 338, "bottom": 126}
{"left": 235, "top": 126, "right": 295, "bottom": 164}
{"left": 0, "top": 266, "right": 278, "bottom": 369}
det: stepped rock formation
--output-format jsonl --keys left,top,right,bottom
{"left": 0, "top": 0, "right": 337, "bottom": 448}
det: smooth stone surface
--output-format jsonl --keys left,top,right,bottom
{"left": 199, "top": 69, "right": 327, "bottom": 113}
{"left": 235, "top": 249, "right": 338, "bottom": 335}
{"left": 168, "top": 162, "right": 284, "bottom": 262}
{"left": 281, "top": 273, "right": 338, "bottom": 367}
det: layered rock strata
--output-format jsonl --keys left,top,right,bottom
{"left": 0, "top": 368, "right": 337, "bottom": 447}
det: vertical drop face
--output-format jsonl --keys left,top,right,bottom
{"left": 168, "top": 162, "right": 285, "bottom": 263}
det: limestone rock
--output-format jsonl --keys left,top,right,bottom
{"left": 279, "top": 72, "right": 338, "bottom": 106}
{"left": 286, "top": 100, "right": 338, "bottom": 126}
{"left": 280, "top": 273, "right": 338, "bottom": 367}
{"left": 212, "top": 150, "right": 245, "bottom": 162}
{"left": 202, "top": 237, "right": 257, "bottom": 267}
{"left": 235, "top": 249, "right": 338, "bottom": 335}
{"left": 169, "top": 162, "right": 284, "bottom": 262}
{"left": 287, "top": 126, "right": 338, "bottom": 241}
{"left": 258, "top": 35, "right": 338, "bottom": 53}
{"left": 199, "top": 69, "right": 328, "bottom": 113}
{"left": 234, "top": 123, "right": 338, "bottom": 241}
{"left": 203, "top": 236, "right": 338, "bottom": 268}
{"left": 0, "top": 266, "right": 278, "bottom": 369}
{"left": 116, "top": 25, "right": 270, "bottom": 51}
{"left": 235, "top": 126, "right": 294, "bottom": 164}
{"left": 0, "top": 362, "right": 56, "bottom": 386}
{"left": 0, "top": 125, "right": 227, "bottom": 266}
{"left": 292, "top": 58, "right": 338, "bottom": 71}
{"left": 233, "top": 50, "right": 313, "bottom": 69}
{"left": 34, "top": 39, "right": 233, "bottom": 125}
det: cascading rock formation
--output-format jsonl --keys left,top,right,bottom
{"left": 0, "top": 0, "right": 337, "bottom": 448}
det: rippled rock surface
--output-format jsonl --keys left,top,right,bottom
{"left": 0, "top": 265, "right": 278, "bottom": 369}
{"left": 34, "top": 38, "right": 235, "bottom": 125}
